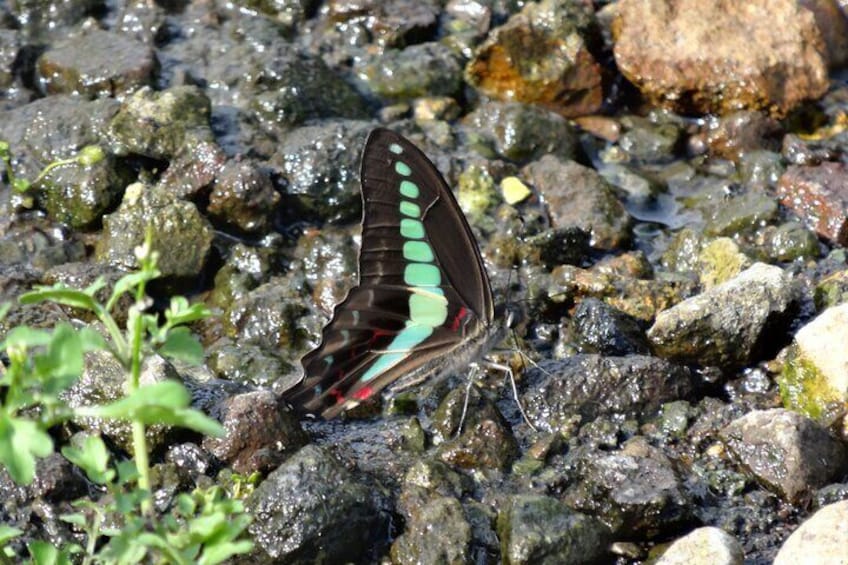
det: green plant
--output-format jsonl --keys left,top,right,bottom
{"left": 0, "top": 141, "right": 104, "bottom": 194}
{"left": 0, "top": 229, "right": 253, "bottom": 563}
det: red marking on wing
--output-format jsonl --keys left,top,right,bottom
{"left": 450, "top": 306, "right": 469, "bottom": 332}
{"left": 368, "top": 328, "right": 393, "bottom": 346}
{"left": 330, "top": 388, "right": 345, "bottom": 404}
{"left": 353, "top": 386, "right": 374, "bottom": 401}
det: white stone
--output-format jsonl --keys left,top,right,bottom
{"left": 774, "top": 500, "right": 848, "bottom": 565}
{"left": 656, "top": 526, "right": 743, "bottom": 565}
{"left": 795, "top": 303, "right": 848, "bottom": 397}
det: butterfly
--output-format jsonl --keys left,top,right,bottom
{"left": 285, "top": 127, "right": 506, "bottom": 419}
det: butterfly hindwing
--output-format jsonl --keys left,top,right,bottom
{"left": 286, "top": 128, "right": 495, "bottom": 418}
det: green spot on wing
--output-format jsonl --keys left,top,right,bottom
{"left": 400, "top": 180, "right": 420, "bottom": 198}
{"left": 400, "top": 200, "right": 421, "bottom": 218}
{"left": 400, "top": 219, "right": 425, "bottom": 239}
{"left": 409, "top": 293, "right": 448, "bottom": 326}
{"left": 389, "top": 143, "right": 403, "bottom": 154}
{"left": 405, "top": 263, "right": 441, "bottom": 286}
{"left": 403, "top": 240, "right": 434, "bottom": 262}
{"left": 395, "top": 161, "right": 412, "bottom": 176}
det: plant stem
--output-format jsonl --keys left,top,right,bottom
{"left": 129, "top": 297, "right": 152, "bottom": 515}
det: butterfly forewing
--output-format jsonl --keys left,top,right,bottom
{"left": 287, "top": 128, "right": 495, "bottom": 418}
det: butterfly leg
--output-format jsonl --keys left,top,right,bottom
{"left": 479, "top": 358, "right": 538, "bottom": 432}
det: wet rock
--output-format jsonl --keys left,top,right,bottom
{"left": 693, "top": 111, "right": 783, "bottom": 162}
{"left": 0, "top": 221, "right": 85, "bottom": 273}
{"left": 738, "top": 150, "right": 785, "bottom": 191}
{"left": 522, "top": 156, "right": 632, "bottom": 250}
{"left": 547, "top": 263, "right": 696, "bottom": 322}
{"left": 165, "top": 442, "right": 212, "bottom": 483}
{"left": 247, "top": 444, "right": 388, "bottom": 562}
{"left": 815, "top": 268, "right": 848, "bottom": 310}
{"left": 617, "top": 114, "right": 682, "bottom": 163}
{"left": 0, "top": 30, "right": 21, "bottom": 88}
{"left": 63, "top": 351, "right": 180, "bottom": 452}
{"left": 357, "top": 42, "right": 463, "bottom": 101}
{"left": 777, "top": 162, "right": 848, "bottom": 245}
{"left": 240, "top": 0, "right": 318, "bottom": 30}
{"left": 223, "top": 278, "right": 308, "bottom": 354}
{"left": 397, "top": 459, "right": 473, "bottom": 521}
{"left": 696, "top": 238, "right": 751, "bottom": 289}
{"left": 702, "top": 191, "right": 778, "bottom": 237}
{"left": 156, "top": 138, "right": 227, "bottom": 200}
{"left": 572, "top": 298, "right": 650, "bottom": 355}
{"left": 207, "top": 159, "right": 280, "bottom": 233}
{"left": 497, "top": 494, "right": 611, "bottom": 564}
{"left": 466, "top": 0, "right": 602, "bottom": 118}
{"left": 779, "top": 303, "right": 848, "bottom": 423}
{"left": 208, "top": 242, "right": 278, "bottom": 309}
{"left": 207, "top": 339, "right": 295, "bottom": 390}
{"left": 391, "top": 496, "right": 472, "bottom": 565}
{"left": 274, "top": 120, "right": 373, "bottom": 223}
{"left": 7, "top": 0, "right": 102, "bottom": 40}
{"left": 326, "top": 0, "right": 441, "bottom": 47}
{"left": 612, "top": 0, "right": 828, "bottom": 117}
{"left": 29, "top": 453, "right": 88, "bottom": 503}
{"left": 522, "top": 355, "right": 694, "bottom": 432}
{"left": 36, "top": 29, "right": 155, "bottom": 97}
{"left": 248, "top": 45, "right": 368, "bottom": 130}
{"left": 801, "top": 0, "right": 848, "bottom": 68}
{"left": 720, "top": 408, "right": 848, "bottom": 504}
{"left": 37, "top": 152, "right": 125, "bottom": 229}
{"left": 564, "top": 450, "right": 693, "bottom": 538}
{"left": 774, "top": 500, "right": 848, "bottom": 564}
{"left": 648, "top": 263, "right": 797, "bottom": 370}
{"left": 754, "top": 221, "right": 820, "bottom": 263}
{"left": 0, "top": 95, "right": 119, "bottom": 180}
{"left": 108, "top": 86, "right": 212, "bottom": 160}
{"left": 463, "top": 101, "right": 578, "bottom": 163}
{"left": 432, "top": 387, "right": 520, "bottom": 472}
{"left": 202, "top": 390, "right": 307, "bottom": 475}
{"left": 656, "top": 526, "right": 744, "bottom": 565}
{"left": 96, "top": 183, "right": 214, "bottom": 281}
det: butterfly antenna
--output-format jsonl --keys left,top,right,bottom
{"left": 506, "top": 363, "right": 538, "bottom": 432}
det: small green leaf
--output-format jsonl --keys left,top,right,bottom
{"left": 28, "top": 540, "right": 73, "bottom": 565}
{"left": 12, "top": 178, "right": 30, "bottom": 193}
{"left": 20, "top": 286, "right": 98, "bottom": 312}
{"left": 165, "top": 297, "right": 211, "bottom": 326}
{"left": 199, "top": 539, "right": 253, "bottom": 565}
{"left": 0, "top": 302, "right": 10, "bottom": 322}
{"left": 76, "top": 145, "right": 105, "bottom": 167}
{"left": 61, "top": 435, "right": 113, "bottom": 485}
{"left": 35, "top": 323, "right": 84, "bottom": 382}
{"left": 0, "top": 525, "right": 23, "bottom": 545}
{"left": 78, "top": 327, "right": 107, "bottom": 352}
{"left": 3, "top": 326, "right": 52, "bottom": 350}
{"left": 59, "top": 513, "right": 87, "bottom": 527}
{"left": 76, "top": 381, "right": 225, "bottom": 436}
{"left": 158, "top": 327, "right": 204, "bottom": 365}
{"left": 107, "top": 271, "right": 157, "bottom": 311}
{"left": 0, "top": 412, "right": 54, "bottom": 484}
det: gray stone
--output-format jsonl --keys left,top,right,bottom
{"left": 774, "top": 500, "right": 848, "bottom": 565}
{"left": 656, "top": 527, "right": 743, "bottom": 565}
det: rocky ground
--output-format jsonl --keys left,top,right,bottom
{"left": 2, "top": 0, "right": 848, "bottom": 563}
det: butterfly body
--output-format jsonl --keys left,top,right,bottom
{"left": 286, "top": 128, "right": 499, "bottom": 418}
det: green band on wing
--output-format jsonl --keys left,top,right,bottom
{"left": 403, "top": 240, "right": 434, "bottom": 262}
{"left": 400, "top": 180, "right": 419, "bottom": 198}
{"left": 360, "top": 324, "right": 434, "bottom": 381}
{"left": 405, "top": 263, "right": 441, "bottom": 286}
{"left": 400, "top": 218, "right": 425, "bottom": 239}
{"left": 395, "top": 161, "right": 412, "bottom": 176}
{"left": 409, "top": 292, "right": 448, "bottom": 326}
{"left": 400, "top": 200, "right": 421, "bottom": 218}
